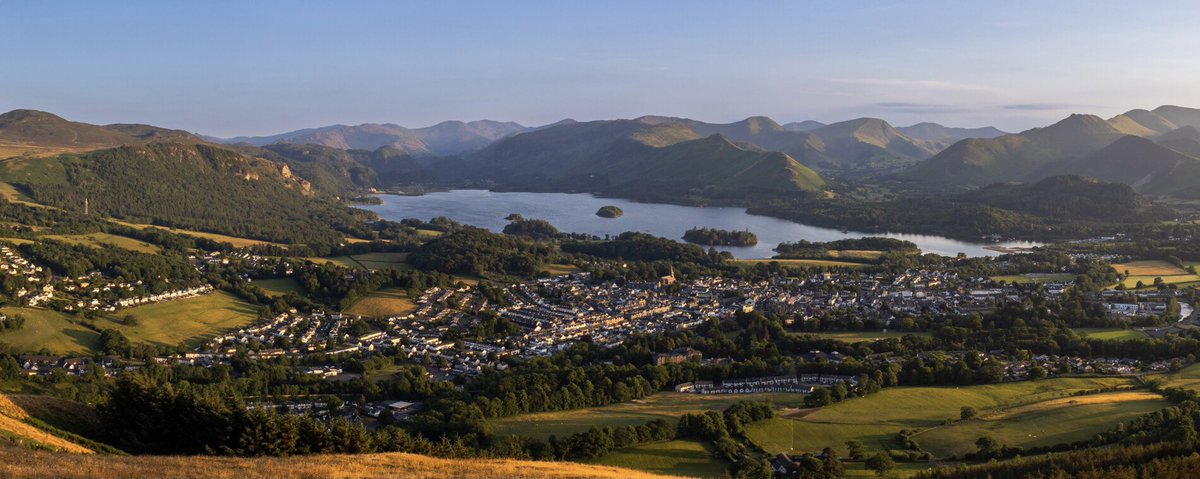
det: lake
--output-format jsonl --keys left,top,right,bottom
{"left": 361, "top": 190, "right": 1040, "bottom": 258}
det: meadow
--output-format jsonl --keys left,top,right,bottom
{"left": 344, "top": 288, "right": 417, "bottom": 318}
{"left": 1072, "top": 328, "right": 1147, "bottom": 341}
{"left": 490, "top": 392, "right": 805, "bottom": 440}
{"left": 0, "top": 307, "right": 98, "bottom": 354}
{"left": 107, "top": 292, "right": 260, "bottom": 348}
{"left": 990, "top": 273, "right": 1076, "bottom": 284}
{"left": 251, "top": 277, "right": 304, "bottom": 297}
{"left": 744, "top": 377, "right": 1138, "bottom": 458}
{"left": 41, "top": 232, "right": 160, "bottom": 254}
{"left": 914, "top": 391, "right": 1168, "bottom": 457}
{"left": 109, "top": 220, "right": 279, "bottom": 248}
{"left": 590, "top": 440, "right": 725, "bottom": 478}
{"left": 307, "top": 253, "right": 409, "bottom": 271}
{"left": 1112, "top": 260, "right": 1200, "bottom": 289}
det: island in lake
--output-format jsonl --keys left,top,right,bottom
{"left": 682, "top": 227, "right": 757, "bottom": 246}
{"left": 595, "top": 205, "right": 623, "bottom": 218}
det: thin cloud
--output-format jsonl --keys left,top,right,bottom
{"left": 828, "top": 78, "right": 1002, "bottom": 94}
{"left": 873, "top": 102, "right": 966, "bottom": 114}
{"left": 1001, "top": 103, "right": 1081, "bottom": 111}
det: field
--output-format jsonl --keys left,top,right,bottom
{"left": 733, "top": 258, "right": 868, "bottom": 268}
{"left": 251, "top": 277, "right": 304, "bottom": 297}
{"left": 1155, "top": 362, "right": 1200, "bottom": 391}
{"left": 307, "top": 252, "right": 409, "bottom": 271}
{"left": 915, "top": 391, "right": 1168, "bottom": 457}
{"left": 491, "top": 392, "right": 806, "bottom": 440}
{"left": 110, "top": 220, "right": 279, "bottom": 248}
{"left": 744, "top": 377, "right": 1137, "bottom": 458}
{"left": 0, "top": 307, "right": 99, "bottom": 354}
{"left": 543, "top": 263, "right": 581, "bottom": 276}
{"left": 1112, "top": 260, "right": 1200, "bottom": 289}
{"left": 591, "top": 440, "right": 725, "bottom": 478}
{"left": 823, "top": 250, "right": 883, "bottom": 261}
{"left": 804, "top": 331, "right": 931, "bottom": 343}
{"left": 990, "top": 273, "right": 1076, "bottom": 284}
{"left": 0, "top": 445, "right": 681, "bottom": 479}
{"left": 344, "top": 288, "right": 417, "bottom": 318}
{"left": 107, "top": 292, "right": 259, "bottom": 348}
{"left": 1072, "top": 328, "right": 1147, "bottom": 340}
{"left": 41, "top": 232, "right": 160, "bottom": 254}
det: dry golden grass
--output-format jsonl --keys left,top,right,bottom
{"left": 110, "top": 220, "right": 280, "bottom": 248}
{"left": 0, "top": 396, "right": 92, "bottom": 454}
{"left": 344, "top": 288, "right": 417, "bottom": 318}
{"left": 0, "top": 446, "right": 686, "bottom": 479}
{"left": 1113, "top": 260, "right": 1188, "bottom": 276}
{"left": 0, "top": 143, "right": 92, "bottom": 160}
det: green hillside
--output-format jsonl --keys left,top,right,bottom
{"left": 0, "top": 143, "right": 366, "bottom": 245}
{"left": 903, "top": 114, "right": 1127, "bottom": 188}
{"left": 1039, "top": 136, "right": 1200, "bottom": 198}
{"left": 462, "top": 119, "right": 824, "bottom": 201}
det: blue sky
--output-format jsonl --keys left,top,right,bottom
{"left": 3, "top": 1, "right": 1199, "bottom": 136}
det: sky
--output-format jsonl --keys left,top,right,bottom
{"left": 3, "top": 1, "right": 1200, "bottom": 137}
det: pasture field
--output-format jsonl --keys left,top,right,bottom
{"left": 111, "top": 220, "right": 279, "bottom": 248}
{"left": 251, "top": 277, "right": 304, "bottom": 297}
{"left": 915, "top": 391, "right": 1168, "bottom": 457}
{"left": 105, "top": 291, "right": 259, "bottom": 348}
{"left": 543, "top": 263, "right": 581, "bottom": 276}
{"left": 803, "top": 331, "right": 932, "bottom": 343}
{"left": 0, "top": 307, "right": 98, "bottom": 355}
{"left": 733, "top": 258, "right": 868, "bottom": 268}
{"left": 307, "top": 252, "right": 409, "bottom": 271}
{"left": 744, "top": 377, "right": 1136, "bottom": 458}
{"left": 823, "top": 250, "right": 883, "bottom": 261}
{"left": 1112, "top": 260, "right": 1200, "bottom": 290}
{"left": 490, "top": 392, "right": 806, "bottom": 440}
{"left": 1072, "top": 328, "right": 1147, "bottom": 340}
{"left": 990, "top": 273, "right": 1076, "bottom": 284}
{"left": 344, "top": 288, "right": 417, "bottom": 318}
{"left": 1154, "top": 362, "right": 1200, "bottom": 391}
{"left": 591, "top": 440, "right": 726, "bottom": 478}
{"left": 41, "top": 232, "right": 159, "bottom": 254}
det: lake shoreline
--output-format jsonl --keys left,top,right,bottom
{"left": 362, "top": 189, "right": 1043, "bottom": 258}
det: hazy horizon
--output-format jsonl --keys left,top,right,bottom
{"left": 4, "top": 1, "right": 1199, "bottom": 137}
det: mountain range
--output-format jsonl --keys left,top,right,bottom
{"left": 217, "top": 120, "right": 535, "bottom": 157}
{"left": 905, "top": 105, "right": 1200, "bottom": 198}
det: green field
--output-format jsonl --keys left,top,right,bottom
{"left": 590, "top": 440, "right": 726, "bottom": 478}
{"left": 491, "top": 392, "right": 806, "bottom": 440}
{"left": 1072, "top": 328, "right": 1147, "bottom": 340}
{"left": 308, "top": 252, "right": 409, "bottom": 271}
{"left": 1155, "top": 362, "right": 1200, "bottom": 391}
{"left": 990, "top": 273, "right": 1076, "bottom": 284}
{"left": 111, "top": 220, "right": 279, "bottom": 248}
{"left": 543, "top": 263, "right": 581, "bottom": 276}
{"left": 805, "top": 331, "right": 932, "bottom": 343}
{"left": 107, "top": 291, "right": 259, "bottom": 348}
{"left": 744, "top": 377, "right": 1137, "bottom": 458}
{"left": 915, "top": 391, "right": 1168, "bottom": 457}
{"left": 41, "top": 232, "right": 160, "bottom": 254}
{"left": 0, "top": 307, "right": 98, "bottom": 354}
{"left": 1112, "top": 260, "right": 1200, "bottom": 290}
{"left": 253, "top": 277, "right": 304, "bottom": 297}
{"left": 344, "top": 288, "right": 417, "bottom": 318}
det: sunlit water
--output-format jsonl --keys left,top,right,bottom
{"left": 360, "top": 190, "right": 1041, "bottom": 258}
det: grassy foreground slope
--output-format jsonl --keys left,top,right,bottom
{"left": 0, "top": 446, "right": 683, "bottom": 479}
